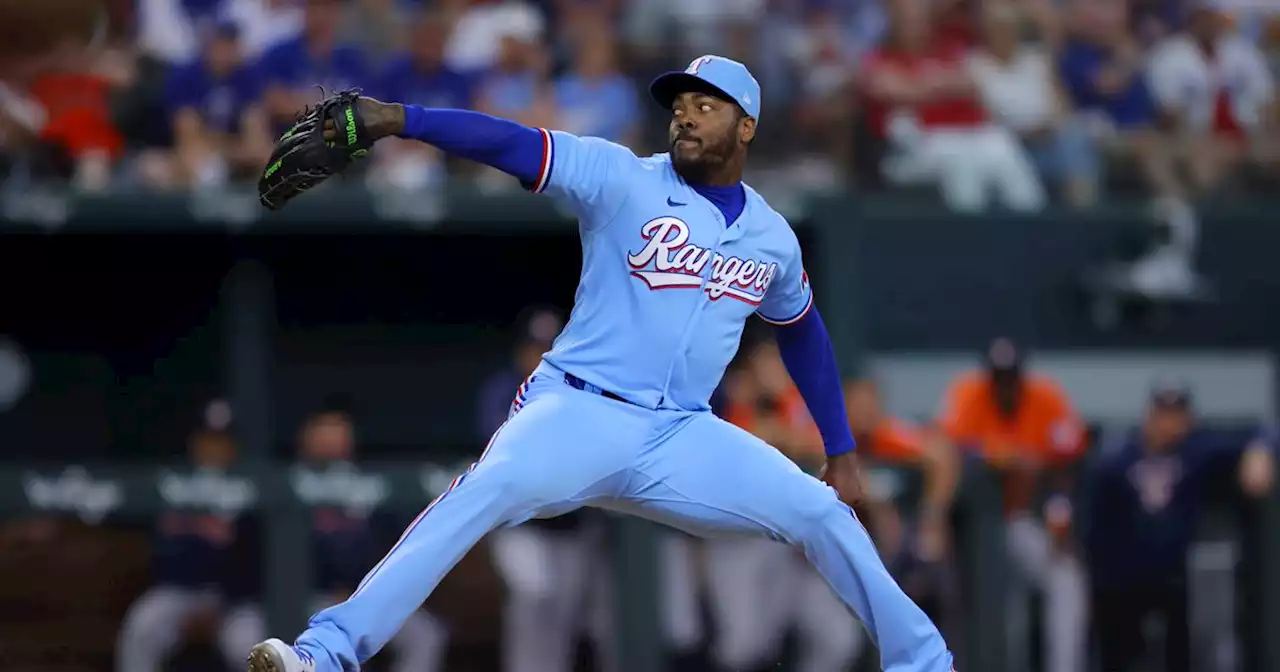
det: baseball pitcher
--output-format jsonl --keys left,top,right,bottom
{"left": 249, "top": 55, "right": 955, "bottom": 672}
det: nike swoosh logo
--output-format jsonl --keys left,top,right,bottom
{"left": 667, "top": 197, "right": 686, "bottom": 207}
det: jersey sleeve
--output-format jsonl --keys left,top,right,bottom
{"left": 529, "top": 129, "right": 638, "bottom": 229}
{"left": 755, "top": 233, "right": 814, "bottom": 325}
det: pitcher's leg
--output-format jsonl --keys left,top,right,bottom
{"left": 617, "top": 412, "right": 954, "bottom": 672}
{"left": 289, "top": 381, "right": 643, "bottom": 672}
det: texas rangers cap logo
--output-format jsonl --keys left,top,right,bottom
{"left": 685, "top": 56, "right": 713, "bottom": 75}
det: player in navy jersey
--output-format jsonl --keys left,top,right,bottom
{"left": 248, "top": 55, "right": 955, "bottom": 672}
{"left": 117, "top": 427, "right": 259, "bottom": 672}
{"left": 1087, "top": 380, "right": 1276, "bottom": 672}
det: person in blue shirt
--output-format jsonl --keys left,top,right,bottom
{"left": 163, "top": 21, "right": 273, "bottom": 187}
{"left": 1086, "top": 380, "right": 1276, "bottom": 672}
{"left": 376, "top": 9, "right": 473, "bottom": 112}
{"left": 257, "top": 0, "right": 369, "bottom": 133}
{"left": 370, "top": 8, "right": 475, "bottom": 189}
{"left": 553, "top": 30, "right": 640, "bottom": 147}
{"left": 475, "top": 33, "right": 558, "bottom": 131}
{"left": 1058, "top": 0, "right": 1182, "bottom": 201}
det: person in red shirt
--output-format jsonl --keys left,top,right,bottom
{"left": 860, "top": 0, "right": 1046, "bottom": 210}
{"left": 26, "top": 69, "right": 123, "bottom": 185}
{"left": 860, "top": 0, "right": 987, "bottom": 140}
{"left": 937, "top": 338, "right": 1087, "bottom": 672}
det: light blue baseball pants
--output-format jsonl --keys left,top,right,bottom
{"left": 295, "top": 363, "right": 954, "bottom": 672}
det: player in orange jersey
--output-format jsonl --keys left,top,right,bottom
{"left": 937, "top": 338, "right": 1088, "bottom": 672}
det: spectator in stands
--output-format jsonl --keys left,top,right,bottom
{"left": 1130, "top": 0, "right": 1177, "bottom": 44}
{"left": 135, "top": 0, "right": 227, "bottom": 66}
{"left": 933, "top": 0, "right": 978, "bottom": 47}
{"left": 774, "top": 0, "right": 864, "bottom": 178}
{"left": 844, "top": 378, "right": 964, "bottom": 651}
{"left": 937, "top": 337, "right": 1088, "bottom": 672}
{"left": 369, "top": 8, "right": 474, "bottom": 189}
{"left": 475, "top": 30, "right": 557, "bottom": 128}
{"left": 969, "top": 2, "right": 1100, "bottom": 207}
{"left": 860, "top": 0, "right": 1045, "bottom": 211}
{"left": 445, "top": 0, "right": 546, "bottom": 76}
{"left": 340, "top": 0, "right": 412, "bottom": 62}
{"left": 655, "top": 0, "right": 766, "bottom": 57}
{"left": 705, "top": 339, "right": 862, "bottom": 672}
{"left": 146, "top": 21, "right": 271, "bottom": 188}
{"left": 1148, "top": 0, "right": 1276, "bottom": 193}
{"left": 258, "top": 0, "right": 369, "bottom": 133}
{"left": 554, "top": 28, "right": 640, "bottom": 147}
{"left": 1059, "top": 0, "right": 1180, "bottom": 197}
{"left": 230, "top": 406, "right": 449, "bottom": 672}
{"left": 473, "top": 30, "right": 557, "bottom": 186}
{"left": 116, "top": 426, "right": 259, "bottom": 672}
{"left": 1087, "top": 381, "right": 1276, "bottom": 672}
{"left": 224, "top": 0, "right": 304, "bottom": 61}
{"left": 548, "top": 0, "right": 625, "bottom": 61}
{"left": 1059, "top": 0, "right": 1205, "bottom": 297}
{"left": 19, "top": 51, "right": 126, "bottom": 189}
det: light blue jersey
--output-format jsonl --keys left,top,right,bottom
{"left": 267, "top": 55, "right": 954, "bottom": 672}
{"left": 530, "top": 129, "right": 812, "bottom": 411}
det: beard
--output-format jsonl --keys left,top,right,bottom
{"left": 670, "top": 128, "right": 738, "bottom": 184}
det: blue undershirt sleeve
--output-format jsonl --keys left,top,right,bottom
{"left": 773, "top": 306, "right": 857, "bottom": 457}
{"left": 398, "top": 105, "right": 545, "bottom": 187}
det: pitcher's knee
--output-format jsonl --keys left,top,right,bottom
{"left": 787, "top": 496, "right": 854, "bottom": 548}
{"left": 463, "top": 459, "right": 545, "bottom": 516}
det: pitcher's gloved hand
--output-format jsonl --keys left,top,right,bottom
{"left": 257, "top": 89, "right": 404, "bottom": 210}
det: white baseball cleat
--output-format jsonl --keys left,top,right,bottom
{"left": 246, "top": 638, "right": 317, "bottom": 672}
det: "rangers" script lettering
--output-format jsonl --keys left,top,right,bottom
{"left": 627, "top": 217, "right": 776, "bottom": 305}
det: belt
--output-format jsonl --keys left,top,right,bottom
{"left": 563, "top": 373, "right": 633, "bottom": 405}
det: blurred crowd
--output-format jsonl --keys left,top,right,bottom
{"left": 0, "top": 0, "right": 1275, "bottom": 206}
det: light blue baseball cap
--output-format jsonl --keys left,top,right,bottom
{"left": 650, "top": 55, "right": 761, "bottom": 121}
